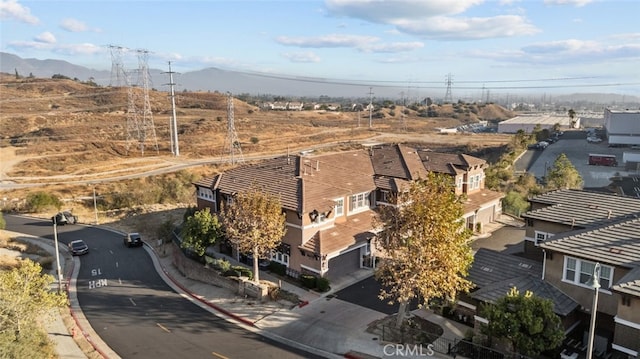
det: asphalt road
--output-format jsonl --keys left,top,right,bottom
{"left": 333, "top": 276, "right": 420, "bottom": 315}
{"left": 5, "top": 214, "right": 321, "bottom": 359}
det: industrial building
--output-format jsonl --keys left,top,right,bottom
{"left": 604, "top": 109, "right": 640, "bottom": 146}
{"left": 497, "top": 113, "right": 579, "bottom": 134}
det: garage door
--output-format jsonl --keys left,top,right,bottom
{"left": 327, "top": 248, "right": 361, "bottom": 281}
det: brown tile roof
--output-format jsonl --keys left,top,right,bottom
{"left": 418, "top": 151, "right": 486, "bottom": 175}
{"left": 612, "top": 267, "right": 640, "bottom": 297}
{"left": 540, "top": 217, "right": 640, "bottom": 268}
{"left": 300, "top": 211, "right": 377, "bottom": 255}
{"left": 463, "top": 189, "right": 505, "bottom": 214}
{"left": 523, "top": 189, "right": 640, "bottom": 228}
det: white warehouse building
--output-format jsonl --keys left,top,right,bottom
{"left": 497, "top": 113, "right": 579, "bottom": 134}
{"left": 604, "top": 109, "right": 640, "bottom": 146}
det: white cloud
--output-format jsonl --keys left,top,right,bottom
{"left": 543, "top": 0, "right": 593, "bottom": 7}
{"left": 8, "top": 40, "right": 104, "bottom": 55}
{"left": 324, "top": 0, "right": 539, "bottom": 40}
{"left": 325, "top": 0, "right": 482, "bottom": 22}
{"left": 360, "top": 41, "right": 424, "bottom": 53}
{"left": 276, "top": 34, "right": 379, "bottom": 48}
{"left": 282, "top": 51, "right": 321, "bottom": 63}
{"left": 60, "top": 18, "right": 88, "bottom": 32}
{"left": 34, "top": 31, "right": 56, "bottom": 44}
{"left": 0, "top": 0, "right": 38, "bottom": 24}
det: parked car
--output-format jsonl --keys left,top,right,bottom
{"left": 68, "top": 239, "right": 89, "bottom": 255}
{"left": 587, "top": 136, "right": 603, "bottom": 143}
{"left": 52, "top": 211, "right": 78, "bottom": 225}
{"left": 123, "top": 232, "right": 143, "bottom": 247}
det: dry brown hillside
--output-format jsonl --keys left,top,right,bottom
{"left": 0, "top": 73, "right": 516, "bottom": 193}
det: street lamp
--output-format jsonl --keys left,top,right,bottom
{"left": 92, "top": 184, "right": 99, "bottom": 225}
{"left": 52, "top": 215, "right": 63, "bottom": 293}
{"left": 586, "top": 262, "right": 601, "bottom": 359}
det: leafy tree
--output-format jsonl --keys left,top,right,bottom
{"left": 545, "top": 153, "right": 583, "bottom": 190}
{"left": 502, "top": 191, "right": 530, "bottom": 216}
{"left": 0, "top": 260, "right": 67, "bottom": 358}
{"left": 568, "top": 108, "right": 576, "bottom": 128}
{"left": 480, "top": 287, "right": 564, "bottom": 356}
{"left": 221, "top": 188, "right": 286, "bottom": 284}
{"left": 25, "top": 191, "right": 62, "bottom": 212}
{"left": 375, "top": 172, "right": 474, "bottom": 328}
{"left": 180, "top": 208, "right": 223, "bottom": 257}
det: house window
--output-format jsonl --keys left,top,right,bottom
{"left": 563, "top": 256, "right": 613, "bottom": 289}
{"left": 379, "top": 190, "right": 390, "bottom": 203}
{"left": 348, "top": 192, "right": 370, "bottom": 213}
{"left": 271, "top": 251, "right": 289, "bottom": 266}
{"left": 456, "top": 177, "right": 463, "bottom": 189}
{"left": 335, "top": 198, "right": 344, "bottom": 217}
{"left": 197, "top": 187, "right": 214, "bottom": 200}
{"left": 534, "top": 231, "right": 554, "bottom": 246}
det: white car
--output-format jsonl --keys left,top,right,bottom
{"left": 587, "top": 137, "right": 602, "bottom": 143}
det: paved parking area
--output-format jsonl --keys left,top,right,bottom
{"left": 516, "top": 130, "right": 638, "bottom": 189}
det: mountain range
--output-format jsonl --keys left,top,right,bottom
{"left": 2, "top": 52, "right": 639, "bottom": 104}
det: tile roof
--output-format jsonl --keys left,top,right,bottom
{"left": 523, "top": 189, "right": 640, "bottom": 228}
{"left": 370, "top": 144, "right": 487, "bottom": 179}
{"left": 539, "top": 217, "right": 640, "bottom": 268}
{"left": 470, "top": 274, "right": 579, "bottom": 316}
{"left": 300, "top": 211, "right": 376, "bottom": 255}
{"left": 468, "top": 248, "right": 543, "bottom": 288}
{"left": 210, "top": 150, "right": 377, "bottom": 212}
{"left": 463, "top": 189, "right": 505, "bottom": 215}
{"left": 612, "top": 267, "right": 640, "bottom": 297}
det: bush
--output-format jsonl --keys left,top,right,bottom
{"left": 212, "top": 258, "right": 231, "bottom": 272}
{"left": 316, "top": 277, "right": 330, "bottom": 292}
{"left": 0, "top": 212, "right": 5, "bottom": 230}
{"left": 25, "top": 192, "right": 61, "bottom": 212}
{"left": 223, "top": 265, "right": 253, "bottom": 280}
{"left": 300, "top": 274, "right": 317, "bottom": 289}
{"left": 268, "top": 261, "right": 287, "bottom": 276}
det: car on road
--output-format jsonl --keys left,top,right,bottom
{"left": 52, "top": 211, "right": 78, "bottom": 225}
{"left": 123, "top": 232, "right": 143, "bottom": 247}
{"left": 68, "top": 239, "right": 89, "bottom": 255}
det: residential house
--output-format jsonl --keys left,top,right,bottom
{"left": 461, "top": 248, "right": 579, "bottom": 330}
{"left": 193, "top": 144, "right": 504, "bottom": 280}
{"left": 518, "top": 189, "right": 640, "bottom": 357}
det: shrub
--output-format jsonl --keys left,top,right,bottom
{"left": 0, "top": 212, "right": 5, "bottom": 230}
{"left": 25, "top": 192, "right": 61, "bottom": 212}
{"left": 250, "top": 137, "right": 259, "bottom": 144}
{"left": 223, "top": 265, "right": 253, "bottom": 280}
{"left": 300, "top": 274, "right": 317, "bottom": 289}
{"left": 212, "top": 258, "right": 231, "bottom": 272}
{"left": 268, "top": 261, "right": 286, "bottom": 276}
{"left": 316, "top": 277, "right": 330, "bottom": 292}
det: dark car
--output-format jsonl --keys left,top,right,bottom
{"left": 52, "top": 211, "right": 78, "bottom": 225}
{"left": 241, "top": 253, "right": 271, "bottom": 270}
{"left": 68, "top": 240, "right": 89, "bottom": 255}
{"left": 123, "top": 232, "right": 143, "bottom": 247}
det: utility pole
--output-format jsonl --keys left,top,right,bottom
{"left": 368, "top": 87, "right": 374, "bottom": 129}
{"left": 164, "top": 61, "right": 180, "bottom": 156}
{"left": 52, "top": 216, "right": 63, "bottom": 293}
{"left": 444, "top": 73, "right": 453, "bottom": 103}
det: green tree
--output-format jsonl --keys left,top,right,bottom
{"left": 221, "top": 188, "right": 286, "bottom": 284}
{"left": 545, "top": 153, "right": 583, "bottom": 190}
{"left": 375, "top": 172, "right": 474, "bottom": 328}
{"left": 25, "top": 191, "right": 62, "bottom": 212}
{"left": 0, "top": 260, "right": 68, "bottom": 358}
{"left": 568, "top": 109, "right": 577, "bottom": 128}
{"left": 180, "top": 208, "right": 223, "bottom": 257}
{"left": 480, "top": 287, "right": 564, "bottom": 356}
{"left": 502, "top": 190, "right": 530, "bottom": 216}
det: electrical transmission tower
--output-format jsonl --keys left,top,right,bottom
{"left": 124, "top": 49, "right": 159, "bottom": 156}
{"left": 368, "top": 87, "right": 374, "bottom": 128}
{"left": 444, "top": 73, "right": 453, "bottom": 103}
{"left": 108, "top": 45, "right": 126, "bottom": 87}
{"left": 222, "top": 92, "right": 244, "bottom": 165}
{"left": 164, "top": 61, "right": 179, "bottom": 156}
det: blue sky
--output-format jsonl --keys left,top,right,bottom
{"left": 2, "top": 0, "right": 640, "bottom": 96}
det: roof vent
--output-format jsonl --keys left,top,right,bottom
{"left": 607, "top": 209, "right": 612, "bottom": 219}
{"left": 519, "top": 263, "right": 532, "bottom": 269}
{"left": 481, "top": 266, "right": 493, "bottom": 272}
{"left": 610, "top": 248, "right": 622, "bottom": 254}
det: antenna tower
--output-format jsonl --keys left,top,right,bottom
{"left": 136, "top": 49, "right": 158, "bottom": 156}
{"left": 164, "top": 61, "right": 179, "bottom": 156}
{"left": 444, "top": 73, "right": 453, "bottom": 103}
{"left": 108, "top": 45, "right": 126, "bottom": 87}
{"left": 368, "top": 87, "right": 374, "bottom": 128}
{"left": 222, "top": 92, "right": 244, "bottom": 165}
